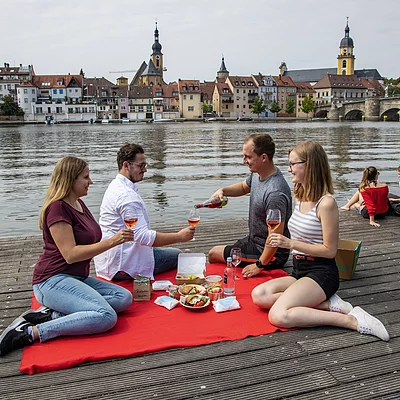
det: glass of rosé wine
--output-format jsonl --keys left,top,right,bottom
{"left": 124, "top": 212, "right": 138, "bottom": 242}
{"left": 187, "top": 208, "right": 200, "bottom": 241}
{"left": 266, "top": 209, "right": 281, "bottom": 247}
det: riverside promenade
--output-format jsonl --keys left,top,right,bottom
{"left": 0, "top": 211, "right": 399, "bottom": 399}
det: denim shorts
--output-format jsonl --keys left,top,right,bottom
{"left": 291, "top": 257, "right": 339, "bottom": 300}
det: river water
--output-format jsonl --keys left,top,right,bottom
{"left": 0, "top": 121, "right": 399, "bottom": 237}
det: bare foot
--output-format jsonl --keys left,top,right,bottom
{"left": 341, "top": 205, "right": 350, "bottom": 211}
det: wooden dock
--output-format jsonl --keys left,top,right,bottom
{"left": 1, "top": 212, "right": 399, "bottom": 399}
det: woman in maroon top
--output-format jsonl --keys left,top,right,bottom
{"left": 341, "top": 166, "right": 389, "bottom": 227}
{"left": 0, "top": 156, "right": 134, "bottom": 357}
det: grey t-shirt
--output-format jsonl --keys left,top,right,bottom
{"left": 246, "top": 168, "right": 292, "bottom": 262}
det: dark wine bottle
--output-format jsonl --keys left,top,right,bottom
{"left": 194, "top": 196, "right": 228, "bottom": 209}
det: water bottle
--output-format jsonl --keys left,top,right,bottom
{"left": 223, "top": 257, "right": 235, "bottom": 296}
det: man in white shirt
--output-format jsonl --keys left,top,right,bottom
{"left": 94, "top": 143, "right": 194, "bottom": 281}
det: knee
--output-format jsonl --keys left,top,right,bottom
{"left": 251, "top": 285, "right": 273, "bottom": 308}
{"left": 115, "top": 288, "right": 133, "bottom": 313}
{"left": 268, "top": 307, "right": 291, "bottom": 328}
{"left": 100, "top": 308, "right": 118, "bottom": 331}
{"left": 208, "top": 247, "right": 220, "bottom": 263}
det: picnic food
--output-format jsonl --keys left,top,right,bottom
{"left": 181, "top": 295, "right": 210, "bottom": 308}
{"left": 179, "top": 284, "right": 206, "bottom": 296}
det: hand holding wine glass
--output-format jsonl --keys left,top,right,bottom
{"left": 266, "top": 209, "right": 281, "bottom": 247}
{"left": 188, "top": 208, "right": 200, "bottom": 241}
{"left": 124, "top": 212, "right": 138, "bottom": 242}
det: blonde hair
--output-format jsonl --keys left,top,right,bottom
{"left": 39, "top": 156, "right": 87, "bottom": 230}
{"left": 291, "top": 141, "right": 334, "bottom": 202}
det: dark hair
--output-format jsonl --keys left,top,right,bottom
{"left": 359, "top": 166, "right": 379, "bottom": 190}
{"left": 245, "top": 133, "right": 275, "bottom": 161}
{"left": 117, "top": 143, "right": 144, "bottom": 170}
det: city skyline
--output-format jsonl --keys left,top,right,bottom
{"left": 3, "top": 0, "right": 400, "bottom": 83}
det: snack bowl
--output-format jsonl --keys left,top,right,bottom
{"left": 205, "top": 274, "right": 222, "bottom": 288}
{"left": 178, "top": 283, "right": 206, "bottom": 296}
{"left": 180, "top": 294, "right": 210, "bottom": 310}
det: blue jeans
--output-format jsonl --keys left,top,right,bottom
{"left": 153, "top": 247, "right": 182, "bottom": 275}
{"left": 32, "top": 274, "right": 132, "bottom": 343}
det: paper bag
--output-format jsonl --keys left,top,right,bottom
{"left": 133, "top": 274, "right": 152, "bottom": 301}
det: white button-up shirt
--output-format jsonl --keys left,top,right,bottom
{"left": 94, "top": 174, "right": 157, "bottom": 280}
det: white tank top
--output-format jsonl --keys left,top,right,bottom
{"left": 288, "top": 195, "right": 333, "bottom": 256}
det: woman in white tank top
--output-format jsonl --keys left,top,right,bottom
{"left": 251, "top": 141, "right": 389, "bottom": 341}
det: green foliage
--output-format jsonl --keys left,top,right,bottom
{"left": 388, "top": 86, "right": 400, "bottom": 96}
{"left": 384, "top": 77, "right": 400, "bottom": 85}
{"left": 250, "top": 96, "right": 267, "bottom": 117}
{"left": 269, "top": 100, "right": 281, "bottom": 115}
{"left": 285, "top": 97, "right": 295, "bottom": 114}
{"left": 300, "top": 95, "right": 315, "bottom": 116}
{"left": 201, "top": 103, "right": 213, "bottom": 114}
{"left": 0, "top": 95, "right": 24, "bottom": 116}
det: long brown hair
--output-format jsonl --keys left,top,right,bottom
{"left": 291, "top": 141, "right": 334, "bottom": 202}
{"left": 39, "top": 156, "right": 87, "bottom": 230}
{"left": 359, "top": 166, "right": 379, "bottom": 191}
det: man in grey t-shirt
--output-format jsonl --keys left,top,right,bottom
{"left": 208, "top": 133, "right": 292, "bottom": 278}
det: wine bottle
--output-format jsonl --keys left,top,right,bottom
{"left": 194, "top": 196, "right": 228, "bottom": 209}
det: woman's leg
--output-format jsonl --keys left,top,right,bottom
{"left": 83, "top": 276, "right": 132, "bottom": 313}
{"left": 267, "top": 277, "right": 357, "bottom": 329}
{"left": 33, "top": 274, "right": 123, "bottom": 342}
{"left": 341, "top": 190, "right": 361, "bottom": 210}
{"left": 251, "top": 276, "right": 297, "bottom": 309}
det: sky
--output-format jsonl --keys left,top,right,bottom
{"left": 3, "top": 0, "right": 400, "bottom": 84}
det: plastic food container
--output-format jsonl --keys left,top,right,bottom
{"left": 205, "top": 275, "right": 222, "bottom": 288}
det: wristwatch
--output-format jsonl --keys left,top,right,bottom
{"left": 256, "top": 259, "right": 267, "bottom": 269}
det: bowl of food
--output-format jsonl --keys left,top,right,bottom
{"left": 205, "top": 274, "right": 222, "bottom": 288}
{"left": 178, "top": 284, "right": 206, "bottom": 296}
{"left": 180, "top": 294, "right": 210, "bottom": 310}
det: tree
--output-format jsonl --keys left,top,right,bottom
{"left": 285, "top": 97, "right": 295, "bottom": 115}
{"left": 300, "top": 95, "right": 315, "bottom": 118}
{"left": 201, "top": 103, "right": 212, "bottom": 115}
{"left": 250, "top": 96, "right": 267, "bottom": 117}
{"left": 0, "top": 95, "right": 24, "bottom": 116}
{"left": 388, "top": 86, "right": 400, "bottom": 96}
{"left": 269, "top": 100, "right": 281, "bottom": 116}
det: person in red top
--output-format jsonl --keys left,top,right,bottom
{"left": 0, "top": 156, "right": 134, "bottom": 357}
{"left": 341, "top": 166, "right": 389, "bottom": 227}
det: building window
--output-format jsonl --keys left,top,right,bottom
{"left": 236, "top": 105, "right": 239, "bottom": 108}
{"left": 183, "top": 94, "right": 186, "bottom": 100}
{"left": 190, "top": 95, "right": 193, "bottom": 100}
{"left": 24, "top": 88, "right": 28, "bottom": 94}
{"left": 36, "top": 107, "right": 42, "bottom": 113}
{"left": 82, "top": 107, "right": 88, "bottom": 113}
{"left": 68, "top": 108, "right": 73, "bottom": 113}
{"left": 342, "top": 60, "right": 347, "bottom": 68}
{"left": 32, "top": 89, "right": 35, "bottom": 94}
{"left": 188, "top": 106, "right": 194, "bottom": 111}
{"left": 24, "top": 98, "right": 28, "bottom": 103}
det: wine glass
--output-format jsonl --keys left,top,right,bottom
{"left": 230, "top": 247, "right": 241, "bottom": 280}
{"left": 187, "top": 208, "right": 200, "bottom": 241}
{"left": 266, "top": 209, "right": 281, "bottom": 247}
{"left": 123, "top": 212, "right": 138, "bottom": 242}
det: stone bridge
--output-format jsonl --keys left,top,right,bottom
{"left": 314, "top": 97, "right": 400, "bottom": 121}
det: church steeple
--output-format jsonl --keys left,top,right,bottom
{"left": 337, "top": 17, "right": 355, "bottom": 75}
{"left": 151, "top": 22, "right": 164, "bottom": 82}
{"left": 217, "top": 56, "right": 229, "bottom": 80}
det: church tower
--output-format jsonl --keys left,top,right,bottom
{"left": 217, "top": 56, "right": 229, "bottom": 80}
{"left": 337, "top": 18, "right": 355, "bottom": 75}
{"left": 151, "top": 22, "right": 164, "bottom": 80}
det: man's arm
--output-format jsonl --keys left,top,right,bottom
{"left": 153, "top": 228, "right": 194, "bottom": 246}
{"left": 212, "top": 180, "right": 250, "bottom": 199}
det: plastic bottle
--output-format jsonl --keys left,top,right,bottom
{"left": 223, "top": 257, "right": 235, "bottom": 296}
{"left": 194, "top": 196, "right": 228, "bottom": 209}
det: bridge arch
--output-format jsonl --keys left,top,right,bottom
{"left": 345, "top": 109, "right": 363, "bottom": 120}
{"left": 381, "top": 108, "right": 400, "bottom": 121}
{"left": 315, "top": 109, "right": 328, "bottom": 118}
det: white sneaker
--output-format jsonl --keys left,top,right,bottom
{"left": 329, "top": 294, "right": 353, "bottom": 314}
{"left": 349, "top": 306, "right": 390, "bottom": 341}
